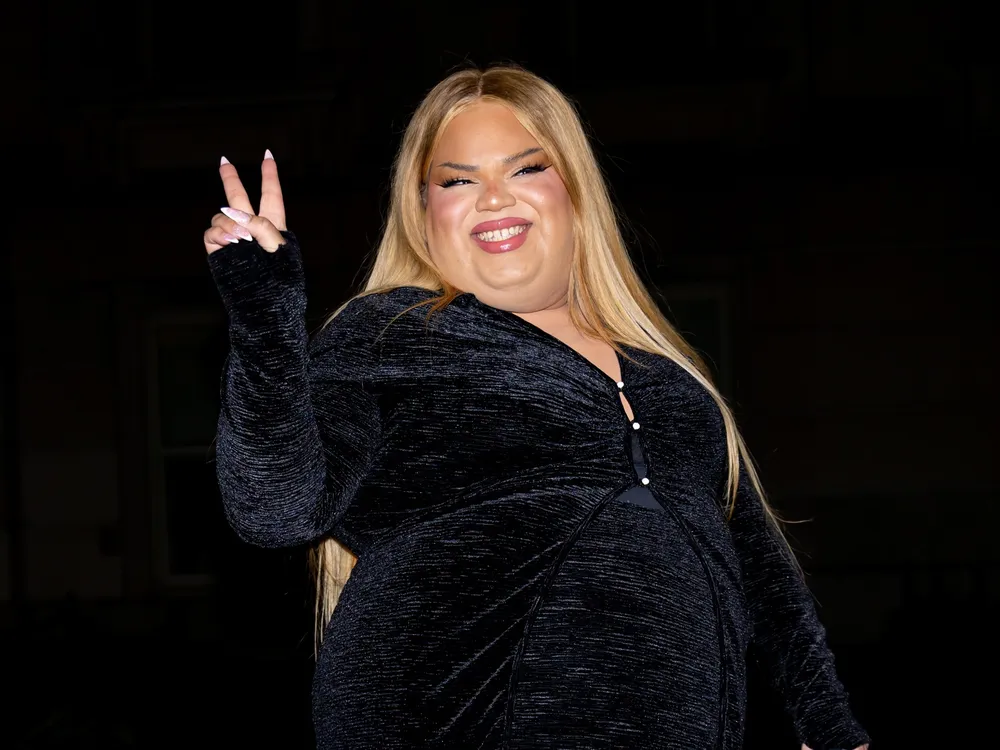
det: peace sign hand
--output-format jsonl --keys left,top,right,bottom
{"left": 204, "top": 150, "right": 288, "bottom": 254}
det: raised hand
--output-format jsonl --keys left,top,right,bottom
{"left": 203, "top": 150, "right": 288, "bottom": 254}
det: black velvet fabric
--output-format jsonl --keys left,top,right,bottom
{"left": 208, "top": 233, "right": 870, "bottom": 750}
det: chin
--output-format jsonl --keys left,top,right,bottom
{"left": 476, "top": 270, "right": 538, "bottom": 295}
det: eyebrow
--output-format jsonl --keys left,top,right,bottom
{"left": 436, "top": 147, "right": 544, "bottom": 172}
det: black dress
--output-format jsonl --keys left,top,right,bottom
{"left": 208, "top": 233, "right": 870, "bottom": 750}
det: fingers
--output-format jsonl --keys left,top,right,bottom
{"left": 219, "top": 157, "right": 255, "bottom": 215}
{"left": 204, "top": 212, "right": 254, "bottom": 254}
{"left": 258, "top": 150, "right": 287, "bottom": 231}
{"left": 210, "top": 212, "right": 253, "bottom": 240}
{"left": 220, "top": 206, "right": 285, "bottom": 253}
{"left": 204, "top": 224, "right": 243, "bottom": 255}
{"left": 207, "top": 153, "right": 287, "bottom": 255}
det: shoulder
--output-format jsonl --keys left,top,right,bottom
{"left": 333, "top": 286, "right": 437, "bottom": 324}
{"left": 309, "top": 286, "right": 439, "bottom": 355}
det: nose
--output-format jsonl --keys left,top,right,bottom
{"left": 475, "top": 178, "right": 516, "bottom": 213}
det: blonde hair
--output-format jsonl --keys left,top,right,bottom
{"left": 312, "top": 64, "right": 788, "bottom": 644}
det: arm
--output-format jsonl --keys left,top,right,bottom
{"left": 208, "top": 232, "right": 380, "bottom": 547}
{"left": 728, "top": 464, "right": 871, "bottom": 750}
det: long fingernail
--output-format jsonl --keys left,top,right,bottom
{"left": 220, "top": 156, "right": 230, "bottom": 165}
{"left": 222, "top": 232, "right": 240, "bottom": 244}
{"left": 231, "top": 225, "right": 253, "bottom": 241}
{"left": 221, "top": 206, "right": 251, "bottom": 225}
{"left": 264, "top": 149, "right": 274, "bottom": 160}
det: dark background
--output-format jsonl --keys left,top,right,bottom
{"left": 3, "top": 1, "right": 996, "bottom": 747}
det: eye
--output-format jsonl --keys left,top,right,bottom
{"left": 437, "top": 177, "right": 473, "bottom": 188}
{"left": 514, "top": 163, "right": 549, "bottom": 177}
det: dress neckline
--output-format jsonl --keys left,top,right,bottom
{"left": 454, "top": 291, "right": 627, "bottom": 394}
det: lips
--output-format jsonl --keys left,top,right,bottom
{"left": 471, "top": 216, "right": 533, "bottom": 254}
{"left": 471, "top": 217, "right": 532, "bottom": 234}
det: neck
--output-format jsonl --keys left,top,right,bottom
{"left": 514, "top": 302, "right": 577, "bottom": 336}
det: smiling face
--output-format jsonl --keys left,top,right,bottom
{"left": 423, "top": 101, "right": 576, "bottom": 312}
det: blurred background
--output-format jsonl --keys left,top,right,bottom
{"left": 2, "top": 1, "right": 996, "bottom": 747}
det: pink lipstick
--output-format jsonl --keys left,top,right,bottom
{"left": 471, "top": 217, "right": 532, "bottom": 254}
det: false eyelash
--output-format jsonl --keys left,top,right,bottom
{"left": 438, "top": 176, "right": 471, "bottom": 188}
{"left": 515, "top": 162, "right": 549, "bottom": 176}
{"left": 436, "top": 162, "right": 551, "bottom": 188}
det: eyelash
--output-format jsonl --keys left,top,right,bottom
{"left": 437, "top": 162, "right": 549, "bottom": 189}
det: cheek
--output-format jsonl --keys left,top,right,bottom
{"left": 426, "top": 189, "right": 469, "bottom": 240}
{"left": 526, "top": 179, "right": 574, "bottom": 253}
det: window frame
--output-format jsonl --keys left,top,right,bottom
{"left": 660, "top": 281, "right": 734, "bottom": 399}
{"left": 144, "top": 308, "right": 227, "bottom": 588}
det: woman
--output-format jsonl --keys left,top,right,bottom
{"left": 204, "top": 65, "right": 870, "bottom": 749}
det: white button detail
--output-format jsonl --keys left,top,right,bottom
{"left": 616, "top": 381, "right": 624, "bottom": 389}
{"left": 632, "top": 422, "right": 640, "bottom": 430}
{"left": 641, "top": 477, "right": 650, "bottom": 485}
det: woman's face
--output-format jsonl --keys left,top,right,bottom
{"left": 423, "top": 101, "right": 575, "bottom": 313}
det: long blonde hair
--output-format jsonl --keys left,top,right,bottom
{"left": 312, "top": 64, "right": 787, "bottom": 643}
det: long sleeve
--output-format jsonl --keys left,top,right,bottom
{"left": 729, "top": 465, "right": 871, "bottom": 750}
{"left": 207, "top": 232, "right": 381, "bottom": 548}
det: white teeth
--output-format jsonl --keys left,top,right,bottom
{"left": 475, "top": 224, "right": 528, "bottom": 242}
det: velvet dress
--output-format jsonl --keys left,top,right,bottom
{"left": 208, "top": 233, "right": 870, "bottom": 750}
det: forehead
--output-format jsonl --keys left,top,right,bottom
{"left": 433, "top": 101, "right": 540, "bottom": 159}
